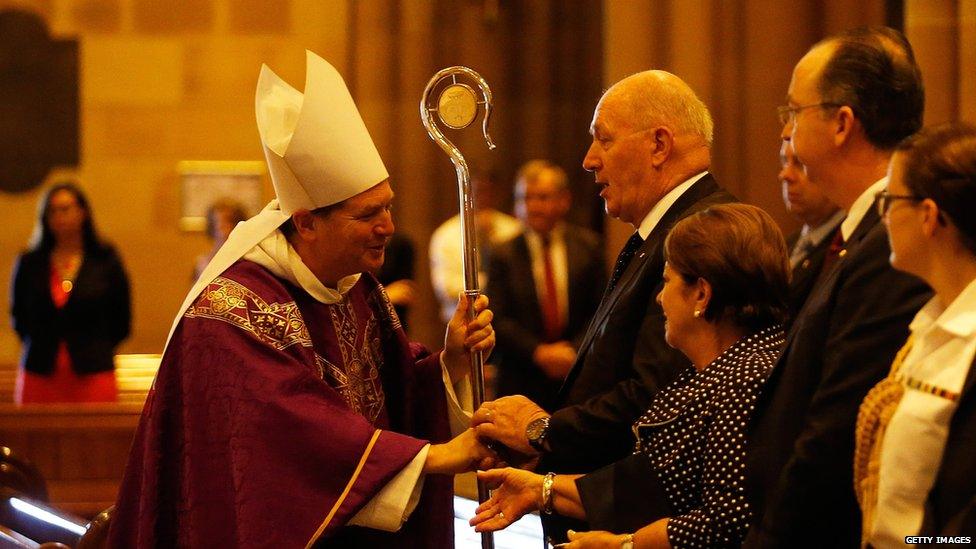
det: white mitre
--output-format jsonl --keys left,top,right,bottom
{"left": 163, "top": 51, "right": 388, "bottom": 351}
{"left": 256, "top": 50, "right": 388, "bottom": 214}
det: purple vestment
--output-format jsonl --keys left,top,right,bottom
{"left": 109, "top": 260, "right": 453, "bottom": 548}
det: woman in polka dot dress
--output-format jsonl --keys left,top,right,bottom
{"left": 470, "top": 204, "right": 789, "bottom": 548}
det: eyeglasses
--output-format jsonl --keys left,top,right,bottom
{"left": 777, "top": 102, "right": 842, "bottom": 126}
{"left": 875, "top": 189, "right": 923, "bottom": 216}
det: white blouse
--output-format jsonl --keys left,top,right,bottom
{"left": 870, "top": 278, "right": 976, "bottom": 548}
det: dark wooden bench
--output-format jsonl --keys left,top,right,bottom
{"left": 0, "top": 355, "right": 159, "bottom": 518}
{"left": 0, "top": 355, "right": 161, "bottom": 406}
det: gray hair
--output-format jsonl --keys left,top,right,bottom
{"left": 614, "top": 71, "right": 714, "bottom": 146}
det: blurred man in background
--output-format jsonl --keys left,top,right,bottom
{"left": 429, "top": 171, "right": 520, "bottom": 323}
{"left": 486, "top": 160, "right": 604, "bottom": 410}
{"left": 778, "top": 139, "right": 843, "bottom": 320}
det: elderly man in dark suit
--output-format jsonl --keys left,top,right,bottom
{"left": 472, "top": 70, "right": 734, "bottom": 542}
{"left": 485, "top": 160, "right": 605, "bottom": 411}
{"left": 778, "top": 139, "right": 844, "bottom": 321}
{"left": 743, "top": 27, "right": 933, "bottom": 548}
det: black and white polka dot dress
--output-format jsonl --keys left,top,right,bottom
{"left": 633, "top": 325, "right": 785, "bottom": 548}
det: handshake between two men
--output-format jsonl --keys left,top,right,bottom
{"left": 467, "top": 396, "right": 628, "bottom": 549}
{"left": 423, "top": 293, "right": 545, "bottom": 476}
{"left": 430, "top": 292, "right": 553, "bottom": 499}
{"left": 436, "top": 393, "right": 551, "bottom": 476}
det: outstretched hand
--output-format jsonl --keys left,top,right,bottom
{"left": 469, "top": 468, "right": 543, "bottom": 532}
{"left": 424, "top": 428, "right": 501, "bottom": 475}
{"left": 472, "top": 395, "right": 549, "bottom": 455}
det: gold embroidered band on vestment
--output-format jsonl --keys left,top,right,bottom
{"left": 185, "top": 276, "right": 312, "bottom": 350}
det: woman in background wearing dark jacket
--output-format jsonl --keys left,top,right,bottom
{"left": 11, "top": 182, "right": 131, "bottom": 403}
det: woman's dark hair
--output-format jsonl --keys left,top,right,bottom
{"left": 664, "top": 203, "right": 790, "bottom": 332}
{"left": 29, "top": 181, "right": 102, "bottom": 253}
{"left": 896, "top": 122, "right": 976, "bottom": 255}
{"left": 206, "top": 198, "right": 249, "bottom": 239}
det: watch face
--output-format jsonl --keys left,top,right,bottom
{"left": 527, "top": 417, "right": 549, "bottom": 442}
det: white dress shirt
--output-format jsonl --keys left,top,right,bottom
{"left": 636, "top": 171, "right": 709, "bottom": 239}
{"left": 429, "top": 210, "right": 521, "bottom": 322}
{"left": 524, "top": 224, "right": 570, "bottom": 327}
{"left": 841, "top": 177, "right": 887, "bottom": 242}
{"left": 869, "top": 278, "right": 976, "bottom": 548}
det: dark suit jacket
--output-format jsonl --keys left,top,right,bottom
{"left": 744, "top": 207, "right": 932, "bottom": 548}
{"left": 11, "top": 244, "right": 131, "bottom": 375}
{"left": 538, "top": 175, "right": 733, "bottom": 543}
{"left": 544, "top": 174, "right": 735, "bottom": 471}
{"left": 786, "top": 217, "right": 843, "bottom": 323}
{"left": 920, "top": 356, "right": 976, "bottom": 543}
{"left": 485, "top": 224, "right": 605, "bottom": 410}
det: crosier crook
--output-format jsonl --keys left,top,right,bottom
{"left": 421, "top": 66, "right": 497, "bottom": 549}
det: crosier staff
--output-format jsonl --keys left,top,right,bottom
{"left": 421, "top": 66, "right": 496, "bottom": 549}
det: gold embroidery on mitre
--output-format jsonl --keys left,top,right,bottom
{"left": 319, "top": 297, "right": 385, "bottom": 424}
{"left": 186, "top": 276, "right": 312, "bottom": 350}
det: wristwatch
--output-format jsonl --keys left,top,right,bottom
{"left": 526, "top": 416, "right": 551, "bottom": 452}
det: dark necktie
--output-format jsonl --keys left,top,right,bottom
{"left": 818, "top": 227, "right": 846, "bottom": 280}
{"left": 540, "top": 235, "right": 562, "bottom": 341}
{"left": 789, "top": 232, "right": 816, "bottom": 269}
{"left": 607, "top": 233, "right": 644, "bottom": 294}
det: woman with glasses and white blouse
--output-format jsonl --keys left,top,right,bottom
{"left": 856, "top": 122, "right": 976, "bottom": 547}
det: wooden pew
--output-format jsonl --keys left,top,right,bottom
{"left": 0, "top": 355, "right": 159, "bottom": 518}
{"left": 0, "top": 366, "right": 15, "bottom": 407}
{"left": 0, "top": 354, "right": 160, "bottom": 406}
{"left": 0, "top": 404, "right": 142, "bottom": 518}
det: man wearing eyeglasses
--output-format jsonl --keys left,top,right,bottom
{"left": 744, "top": 27, "right": 933, "bottom": 548}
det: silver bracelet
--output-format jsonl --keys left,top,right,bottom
{"left": 541, "top": 472, "right": 556, "bottom": 515}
